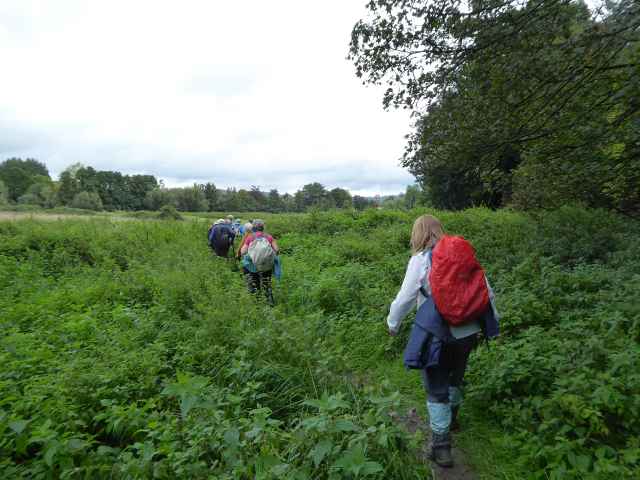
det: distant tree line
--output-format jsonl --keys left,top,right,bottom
{"left": 351, "top": 0, "right": 639, "bottom": 215}
{"left": 0, "top": 158, "right": 424, "bottom": 212}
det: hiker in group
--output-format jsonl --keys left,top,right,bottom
{"left": 224, "top": 215, "right": 241, "bottom": 249}
{"left": 235, "top": 222, "right": 254, "bottom": 260}
{"left": 239, "top": 219, "right": 279, "bottom": 305}
{"left": 233, "top": 219, "right": 244, "bottom": 236}
{"left": 208, "top": 218, "right": 236, "bottom": 258}
{"left": 386, "top": 214, "right": 499, "bottom": 468}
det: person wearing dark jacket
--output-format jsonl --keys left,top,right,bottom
{"left": 386, "top": 214, "right": 500, "bottom": 468}
{"left": 208, "top": 219, "right": 235, "bottom": 258}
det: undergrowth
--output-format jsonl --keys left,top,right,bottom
{"left": 1, "top": 205, "right": 639, "bottom": 479}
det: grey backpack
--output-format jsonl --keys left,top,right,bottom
{"left": 248, "top": 235, "right": 276, "bottom": 272}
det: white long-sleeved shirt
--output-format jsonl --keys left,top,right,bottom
{"left": 386, "top": 250, "right": 498, "bottom": 338}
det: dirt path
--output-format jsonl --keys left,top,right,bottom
{"left": 391, "top": 408, "right": 477, "bottom": 480}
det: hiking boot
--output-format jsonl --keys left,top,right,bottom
{"left": 450, "top": 406, "right": 460, "bottom": 432}
{"left": 429, "top": 432, "right": 453, "bottom": 468}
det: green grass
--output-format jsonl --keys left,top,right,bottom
{"left": 1, "top": 206, "right": 639, "bottom": 479}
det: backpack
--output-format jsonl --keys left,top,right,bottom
{"left": 248, "top": 235, "right": 276, "bottom": 272}
{"left": 212, "top": 225, "right": 231, "bottom": 249}
{"left": 429, "top": 236, "right": 489, "bottom": 326}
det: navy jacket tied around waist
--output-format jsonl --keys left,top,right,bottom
{"left": 403, "top": 295, "right": 499, "bottom": 370}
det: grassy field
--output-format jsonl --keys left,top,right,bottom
{"left": 1, "top": 207, "right": 639, "bottom": 479}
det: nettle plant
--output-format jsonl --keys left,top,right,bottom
{"left": 1, "top": 207, "right": 639, "bottom": 478}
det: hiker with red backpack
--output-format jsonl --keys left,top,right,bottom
{"left": 386, "top": 214, "right": 500, "bottom": 468}
{"left": 239, "top": 219, "right": 280, "bottom": 305}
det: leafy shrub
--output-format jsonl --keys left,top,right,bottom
{"left": 529, "top": 204, "right": 626, "bottom": 264}
{"left": 1, "top": 207, "right": 639, "bottom": 478}
{"left": 157, "top": 205, "right": 183, "bottom": 221}
{"left": 0, "top": 179, "right": 8, "bottom": 204}
{"left": 71, "top": 191, "right": 103, "bottom": 211}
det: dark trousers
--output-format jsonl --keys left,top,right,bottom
{"left": 243, "top": 268, "right": 274, "bottom": 305}
{"left": 212, "top": 242, "right": 233, "bottom": 258}
{"left": 421, "top": 334, "right": 477, "bottom": 403}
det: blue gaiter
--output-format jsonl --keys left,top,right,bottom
{"left": 427, "top": 401, "right": 451, "bottom": 435}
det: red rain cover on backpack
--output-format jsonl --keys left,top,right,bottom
{"left": 429, "top": 235, "right": 490, "bottom": 326}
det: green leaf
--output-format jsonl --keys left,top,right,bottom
{"left": 179, "top": 395, "right": 198, "bottom": 420}
{"left": 362, "top": 461, "right": 384, "bottom": 476}
{"left": 43, "top": 440, "right": 60, "bottom": 467}
{"left": 66, "top": 438, "right": 86, "bottom": 453}
{"left": 333, "top": 419, "right": 359, "bottom": 432}
{"left": 377, "top": 432, "right": 388, "bottom": 448}
{"left": 271, "top": 463, "right": 289, "bottom": 476}
{"left": 334, "top": 445, "right": 381, "bottom": 477}
{"left": 310, "top": 439, "right": 333, "bottom": 467}
{"left": 97, "top": 445, "right": 119, "bottom": 456}
{"left": 8, "top": 419, "right": 29, "bottom": 435}
{"left": 224, "top": 428, "right": 240, "bottom": 448}
{"left": 255, "top": 453, "right": 280, "bottom": 476}
{"left": 304, "top": 393, "right": 349, "bottom": 412}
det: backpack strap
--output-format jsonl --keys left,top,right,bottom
{"left": 419, "top": 249, "right": 432, "bottom": 298}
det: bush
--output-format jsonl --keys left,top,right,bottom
{"left": 1, "top": 207, "right": 638, "bottom": 478}
{"left": 71, "top": 191, "right": 103, "bottom": 211}
{"left": 17, "top": 193, "right": 40, "bottom": 205}
{"left": 157, "top": 205, "right": 183, "bottom": 220}
{"left": 0, "top": 217, "right": 425, "bottom": 479}
{"left": 0, "top": 179, "right": 9, "bottom": 204}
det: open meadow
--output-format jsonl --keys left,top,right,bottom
{"left": 1, "top": 207, "right": 639, "bottom": 479}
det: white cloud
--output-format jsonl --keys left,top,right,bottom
{"left": 0, "top": 0, "right": 415, "bottom": 195}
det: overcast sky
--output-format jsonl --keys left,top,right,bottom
{"left": 0, "top": 0, "right": 415, "bottom": 195}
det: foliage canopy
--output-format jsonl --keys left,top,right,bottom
{"left": 350, "top": 0, "right": 640, "bottom": 213}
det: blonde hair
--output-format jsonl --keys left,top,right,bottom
{"left": 410, "top": 214, "right": 445, "bottom": 254}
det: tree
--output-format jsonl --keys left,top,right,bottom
{"left": 281, "top": 193, "right": 296, "bottom": 212}
{"left": 57, "top": 163, "right": 83, "bottom": 205}
{"left": 94, "top": 170, "right": 126, "bottom": 210}
{"left": 352, "top": 195, "right": 371, "bottom": 211}
{"left": 56, "top": 165, "right": 158, "bottom": 211}
{"left": 219, "top": 188, "right": 242, "bottom": 211}
{"left": 174, "top": 184, "right": 207, "bottom": 212}
{"left": 404, "top": 185, "right": 424, "bottom": 210}
{"left": 0, "top": 158, "right": 51, "bottom": 201}
{"left": 144, "top": 188, "right": 175, "bottom": 210}
{"left": 296, "top": 183, "right": 328, "bottom": 209}
{"left": 18, "top": 180, "right": 58, "bottom": 208}
{"left": 381, "top": 194, "right": 405, "bottom": 210}
{"left": 236, "top": 189, "right": 258, "bottom": 211}
{"left": 0, "top": 179, "right": 8, "bottom": 204}
{"left": 248, "top": 186, "right": 267, "bottom": 209}
{"left": 203, "top": 182, "right": 218, "bottom": 211}
{"left": 71, "top": 191, "right": 103, "bottom": 211}
{"left": 329, "top": 188, "right": 352, "bottom": 209}
{"left": 267, "top": 189, "right": 284, "bottom": 212}
{"left": 293, "top": 190, "right": 305, "bottom": 212}
{"left": 350, "top": 0, "right": 640, "bottom": 213}
{"left": 38, "top": 184, "right": 58, "bottom": 208}
{"left": 126, "top": 175, "right": 158, "bottom": 210}
{"left": 76, "top": 166, "right": 99, "bottom": 193}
